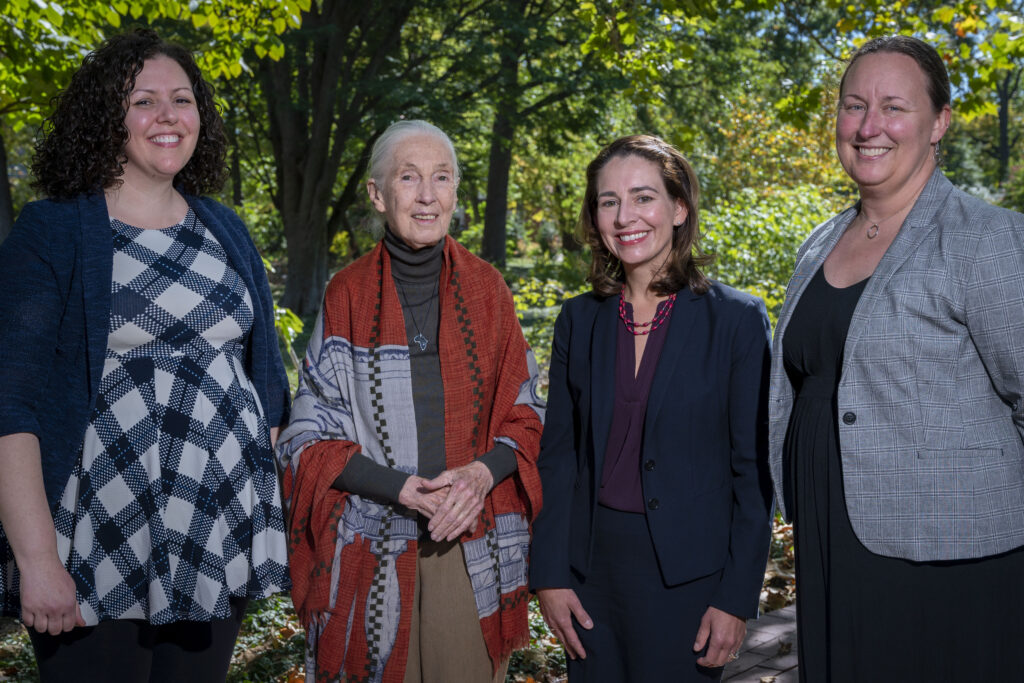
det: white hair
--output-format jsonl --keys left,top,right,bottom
{"left": 368, "top": 119, "right": 460, "bottom": 187}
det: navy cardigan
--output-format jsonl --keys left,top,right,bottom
{"left": 0, "top": 192, "right": 290, "bottom": 510}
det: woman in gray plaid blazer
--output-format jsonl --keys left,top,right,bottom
{"left": 769, "top": 36, "right": 1024, "bottom": 682}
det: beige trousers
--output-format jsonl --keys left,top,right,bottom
{"left": 402, "top": 538, "right": 510, "bottom": 683}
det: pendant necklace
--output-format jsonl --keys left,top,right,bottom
{"left": 396, "top": 279, "right": 438, "bottom": 351}
{"left": 861, "top": 198, "right": 916, "bottom": 240}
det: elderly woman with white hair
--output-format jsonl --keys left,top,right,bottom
{"left": 277, "top": 120, "right": 545, "bottom": 683}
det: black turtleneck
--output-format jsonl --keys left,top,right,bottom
{"left": 332, "top": 228, "right": 516, "bottom": 505}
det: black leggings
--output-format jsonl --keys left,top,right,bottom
{"left": 28, "top": 597, "right": 247, "bottom": 683}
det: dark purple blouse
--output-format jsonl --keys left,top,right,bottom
{"left": 598, "top": 298, "right": 673, "bottom": 513}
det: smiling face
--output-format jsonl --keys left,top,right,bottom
{"left": 594, "top": 154, "right": 687, "bottom": 280}
{"left": 836, "top": 51, "right": 950, "bottom": 198}
{"left": 120, "top": 55, "right": 199, "bottom": 189}
{"left": 367, "top": 132, "right": 458, "bottom": 250}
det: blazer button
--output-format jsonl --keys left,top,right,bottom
{"left": 644, "top": 460, "right": 656, "bottom": 471}
{"left": 647, "top": 498, "right": 660, "bottom": 510}
{"left": 842, "top": 411, "right": 857, "bottom": 425}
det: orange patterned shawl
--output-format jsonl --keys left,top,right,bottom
{"left": 277, "top": 237, "right": 544, "bottom": 682}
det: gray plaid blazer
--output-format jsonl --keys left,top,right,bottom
{"left": 769, "top": 168, "right": 1024, "bottom": 562}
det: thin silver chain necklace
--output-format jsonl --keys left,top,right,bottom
{"left": 395, "top": 278, "right": 438, "bottom": 351}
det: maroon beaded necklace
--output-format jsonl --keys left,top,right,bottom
{"left": 618, "top": 290, "right": 676, "bottom": 336}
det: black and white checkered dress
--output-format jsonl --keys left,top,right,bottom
{"left": 52, "top": 209, "right": 289, "bottom": 625}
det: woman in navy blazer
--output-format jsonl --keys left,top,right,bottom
{"left": 0, "top": 30, "right": 289, "bottom": 682}
{"left": 529, "top": 135, "right": 773, "bottom": 682}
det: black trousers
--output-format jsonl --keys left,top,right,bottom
{"left": 567, "top": 505, "right": 723, "bottom": 683}
{"left": 28, "top": 597, "right": 247, "bottom": 683}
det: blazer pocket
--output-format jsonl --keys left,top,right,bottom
{"left": 916, "top": 448, "right": 1005, "bottom": 460}
{"left": 914, "top": 448, "right": 1024, "bottom": 497}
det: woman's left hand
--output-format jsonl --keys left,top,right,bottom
{"left": 423, "top": 462, "right": 494, "bottom": 542}
{"left": 693, "top": 606, "right": 746, "bottom": 668}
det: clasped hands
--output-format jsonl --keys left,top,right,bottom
{"left": 397, "top": 461, "right": 493, "bottom": 542}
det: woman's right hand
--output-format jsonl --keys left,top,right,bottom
{"left": 536, "top": 587, "right": 593, "bottom": 660}
{"left": 0, "top": 433, "right": 85, "bottom": 635}
{"left": 397, "top": 475, "right": 450, "bottom": 519}
{"left": 19, "top": 555, "right": 84, "bottom": 635}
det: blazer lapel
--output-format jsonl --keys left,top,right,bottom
{"left": 590, "top": 295, "right": 618, "bottom": 476}
{"left": 842, "top": 169, "right": 948, "bottom": 373}
{"left": 774, "top": 209, "right": 856, "bottom": 349}
{"left": 643, "top": 288, "right": 697, "bottom": 437}
{"left": 79, "top": 194, "right": 113, "bottom": 398}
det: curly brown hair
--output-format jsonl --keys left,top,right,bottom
{"left": 32, "top": 28, "right": 226, "bottom": 199}
{"left": 579, "top": 134, "right": 712, "bottom": 298}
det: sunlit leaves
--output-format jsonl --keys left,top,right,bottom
{"left": 0, "top": 0, "right": 302, "bottom": 128}
{"left": 703, "top": 185, "right": 845, "bottom": 323}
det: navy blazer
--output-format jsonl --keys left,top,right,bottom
{"left": 529, "top": 282, "right": 774, "bottom": 618}
{"left": 0, "top": 193, "right": 290, "bottom": 509}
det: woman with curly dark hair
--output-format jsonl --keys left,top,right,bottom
{"left": 0, "top": 29, "right": 290, "bottom": 682}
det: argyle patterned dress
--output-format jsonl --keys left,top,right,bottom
{"left": 51, "top": 210, "right": 289, "bottom": 625}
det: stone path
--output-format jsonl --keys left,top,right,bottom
{"left": 723, "top": 604, "right": 798, "bottom": 682}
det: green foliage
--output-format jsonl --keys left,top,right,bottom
{"left": 0, "top": 0, "right": 303, "bottom": 126}
{"left": 825, "top": 0, "right": 1024, "bottom": 120}
{"left": 0, "top": 619, "right": 37, "bottom": 682}
{"left": 703, "top": 184, "right": 848, "bottom": 323}
{"left": 507, "top": 597, "right": 567, "bottom": 682}
{"left": 508, "top": 250, "right": 589, "bottom": 392}
{"left": 262, "top": 255, "right": 305, "bottom": 387}
{"left": 1002, "top": 161, "right": 1024, "bottom": 211}
{"left": 227, "top": 595, "right": 306, "bottom": 682}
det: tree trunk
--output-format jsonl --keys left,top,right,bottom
{"left": 481, "top": 109, "right": 515, "bottom": 267}
{"left": 259, "top": 0, "right": 417, "bottom": 315}
{"left": 995, "top": 69, "right": 1020, "bottom": 187}
{"left": 481, "top": 49, "right": 520, "bottom": 267}
{"left": 280, "top": 208, "right": 330, "bottom": 315}
{"left": 0, "top": 131, "right": 14, "bottom": 244}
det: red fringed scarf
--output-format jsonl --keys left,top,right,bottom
{"left": 278, "top": 237, "right": 544, "bottom": 682}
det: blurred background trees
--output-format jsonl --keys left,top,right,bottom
{"left": 4, "top": 0, "right": 1022, "bottom": 319}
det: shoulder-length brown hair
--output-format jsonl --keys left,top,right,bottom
{"left": 578, "top": 134, "right": 711, "bottom": 298}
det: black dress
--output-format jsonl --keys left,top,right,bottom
{"left": 783, "top": 267, "right": 1024, "bottom": 683}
